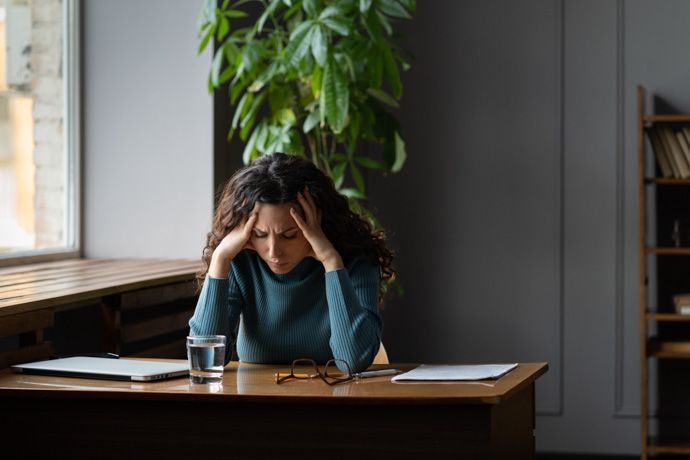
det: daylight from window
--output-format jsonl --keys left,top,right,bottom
{"left": 0, "top": 0, "right": 70, "bottom": 255}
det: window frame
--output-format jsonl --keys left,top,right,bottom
{"left": 0, "top": 0, "right": 81, "bottom": 268}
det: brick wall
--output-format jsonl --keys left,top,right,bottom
{"left": 31, "top": 0, "right": 64, "bottom": 248}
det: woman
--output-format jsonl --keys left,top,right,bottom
{"left": 189, "top": 152, "right": 395, "bottom": 372}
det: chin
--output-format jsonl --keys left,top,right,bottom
{"left": 266, "top": 262, "right": 295, "bottom": 274}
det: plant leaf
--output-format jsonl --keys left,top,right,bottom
{"left": 211, "top": 43, "right": 225, "bottom": 87}
{"left": 218, "top": 17, "right": 230, "bottom": 41}
{"left": 303, "top": 110, "right": 320, "bottom": 133}
{"left": 363, "top": 8, "right": 383, "bottom": 43}
{"left": 285, "top": 23, "right": 316, "bottom": 69}
{"left": 350, "top": 161, "right": 366, "bottom": 194}
{"left": 241, "top": 91, "right": 266, "bottom": 128}
{"left": 242, "top": 124, "right": 261, "bottom": 165}
{"left": 303, "top": 0, "right": 319, "bottom": 17}
{"left": 255, "top": 121, "right": 269, "bottom": 152}
{"left": 312, "top": 63, "right": 322, "bottom": 98}
{"left": 231, "top": 92, "right": 251, "bottom": 129}
{"left": 366, "top": 88, "right": 399, "bottom": 108}
{"left": 391, "top": 131, "right": 406, "bottom": 172}
{"left": 367, "top": 46, "right": 383, "bottom": 90}
{"left": 322, "top": 56, "right": 349, "bottom": 133}
{"left": 311, "top": 25, "right": 328, "bottom": 67}
{"left": 349, "top": 111, "right": 361, "bottom": 142}
{"left": 258, "top": 0, "right": 282, "bottom": 32}
{"left": 321, "top": 18, "right": 350, "bottom": 36}
{"left": 285, "top": 1, "right": 302, "bottom": 20}
{"left": 218, "top": 66, "right": 234, "bottom": 85}
{"left": 197, "top": 0, "right": 213, "bottom": 34}
{"left": 376, "top": 0, "right": 411, "bottom": 18}
{"left": 288, "top": 129, "right": 305, "bottom": 156}
{"left": 201, "top": 0, "right": 217, "bottom": 26}
{"left": 332, "top": 161, "right": 347, "bottom": 188}
{"left": 224, "top": 9, "right": 249, "bottom": 18}
{"left": 320, "top": 3, "right": 351, "bottom": 19}
{"left": 241, "top": 41, "right": 264, "bottom": 74}
{"left": 382, "top": 42, "right": 402, "bottom": 99}
{"left": 339, "top": 187, "right": 366, "bottom": 199}
{"left": 198, "top": 25, "right": 216, "bottom": 55}
{"left": 376, "top": 9, "right": 393, "bottom": 36}
{"left": 359, "top": 0, "right": 373, "bottom": 13}
{"left": 230, "top": 77, "right": 248, "bottom": 104}
{"left": 289, "top": 19, "right": 314, "bottom": 40}
{"left": 275, "top": 108, "right": 297, "bottom": 125}
{"left": 355, "top": 156, "right": 383, "bottom": 170}
{"left": 249, "top": 60, "right": 278, "bottom": 92}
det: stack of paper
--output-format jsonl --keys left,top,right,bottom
{"left": 391, "top": 363, "right": 518, "bottom": 382}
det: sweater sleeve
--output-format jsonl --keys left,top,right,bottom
{"left": 188, "top": 274, "right": 243, "bottom": 365}
{"left": 325, "top": 256, "right": 383, "bottom": 373}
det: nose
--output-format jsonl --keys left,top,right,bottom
{"left": 267, "top": 237, "right": 282, "bottom": 258}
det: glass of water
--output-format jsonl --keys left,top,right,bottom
{"left": 186, "top": 335, "right": 226, "bottom": 384}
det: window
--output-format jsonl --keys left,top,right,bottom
{"left": 0, "top": 0, "right": 79, "bottom": 263}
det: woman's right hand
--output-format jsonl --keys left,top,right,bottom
{"left": 208, "top": 212, "right": 257, "bottom": 279}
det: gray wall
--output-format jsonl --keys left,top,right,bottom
{"left": 80, "top": 0, "right": 690, "bottom": 455}
{"left": 368, "top": 0, "right": 690, "bottom": 455}
{"left": 82, "top": 0, "right": 213, "bottom": 259}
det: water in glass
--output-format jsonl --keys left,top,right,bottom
{"left": 188, "top": 341, "right": 225, "bottom": 384}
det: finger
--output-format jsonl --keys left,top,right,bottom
{"left": 298, "top": 188, "right": 318, "bottom": 223}
{"left": 304, "top": 188, "right": 322, "bottom": 226}
{"left": 243, "top": 212, "right": 258, "bottom": 237}
{"left": 290, "top": 206, "right": 307, "bottom": 230}
{"left": 303, "top": 186, "right": 317, "bottom": 209}
{"left": 295, "top": 193, "right": 314, "bottom": 225}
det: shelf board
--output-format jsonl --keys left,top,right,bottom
{"left": 645, "top": 247, "right": 690, "bottom": 255}
{"left": 645, "top": 177, "right": 690, "bottom": 185}
{"left": 648, "top": 340, "right": 690, "bottom": 358}
{"left": 646, "top": 313, "right": 690, "bottom": 321}
{"left": 648, "top": 436, "right": 690, "bottom": 453}
{"left": 643, "top": 114, "right": 690, "bottom": 123}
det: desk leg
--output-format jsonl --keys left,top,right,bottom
{"left": 490, "top": 382, "right": 536, "bottom": 459}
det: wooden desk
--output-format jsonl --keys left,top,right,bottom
{"left": 0, "top": 361, "right": 548, "bottom": 459}
{"left": 0, "top": 259, "right": 200, "bottom": 367}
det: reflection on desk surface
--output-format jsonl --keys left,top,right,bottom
{"left": 0, "top": 361, "right": 548, "bottom": 405}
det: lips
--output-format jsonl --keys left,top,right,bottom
{"left": 268, "top": 261, "right": 288, "bottom": 269}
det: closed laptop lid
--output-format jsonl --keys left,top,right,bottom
{"left": 11, "top": 356, "right": 189, "bottom": 382}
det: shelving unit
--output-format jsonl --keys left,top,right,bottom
{"left": 638, "top": 85, "right": 690, "bottom": 459}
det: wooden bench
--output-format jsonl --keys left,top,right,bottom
{"left": 0, "top": 258, "right": 201, "bottom": 368}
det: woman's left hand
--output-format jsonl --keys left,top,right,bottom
{"left": 291, "top": 187, "right": 344, "bottom": 272}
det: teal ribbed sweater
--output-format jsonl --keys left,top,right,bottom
{"left": 188, "top": 251, "right": 383, "bottom": 372}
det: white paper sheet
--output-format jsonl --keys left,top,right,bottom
{"left": 391, "top": 363, "right": 518, "bottom": 382}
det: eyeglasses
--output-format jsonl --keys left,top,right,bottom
{"left": 275, "top": 358, "right": 353, "bottom": 385}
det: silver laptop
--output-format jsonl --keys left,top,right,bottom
{"left": 11, "top": 356, "right": 189, "bottom": 382}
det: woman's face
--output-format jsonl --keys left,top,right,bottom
{"left": 250, "top": 202, "right": 311, "bottom": 274}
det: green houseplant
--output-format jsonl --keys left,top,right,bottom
{"left": 197, "top": 0, "right": 415, "bottom": 203}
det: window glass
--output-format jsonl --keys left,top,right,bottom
{"left": 0, "top": 0, "right": 78, "bottom": 258}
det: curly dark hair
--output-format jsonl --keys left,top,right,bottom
{"left": 198, "top": 152, "right": 395, "bottom": 309}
